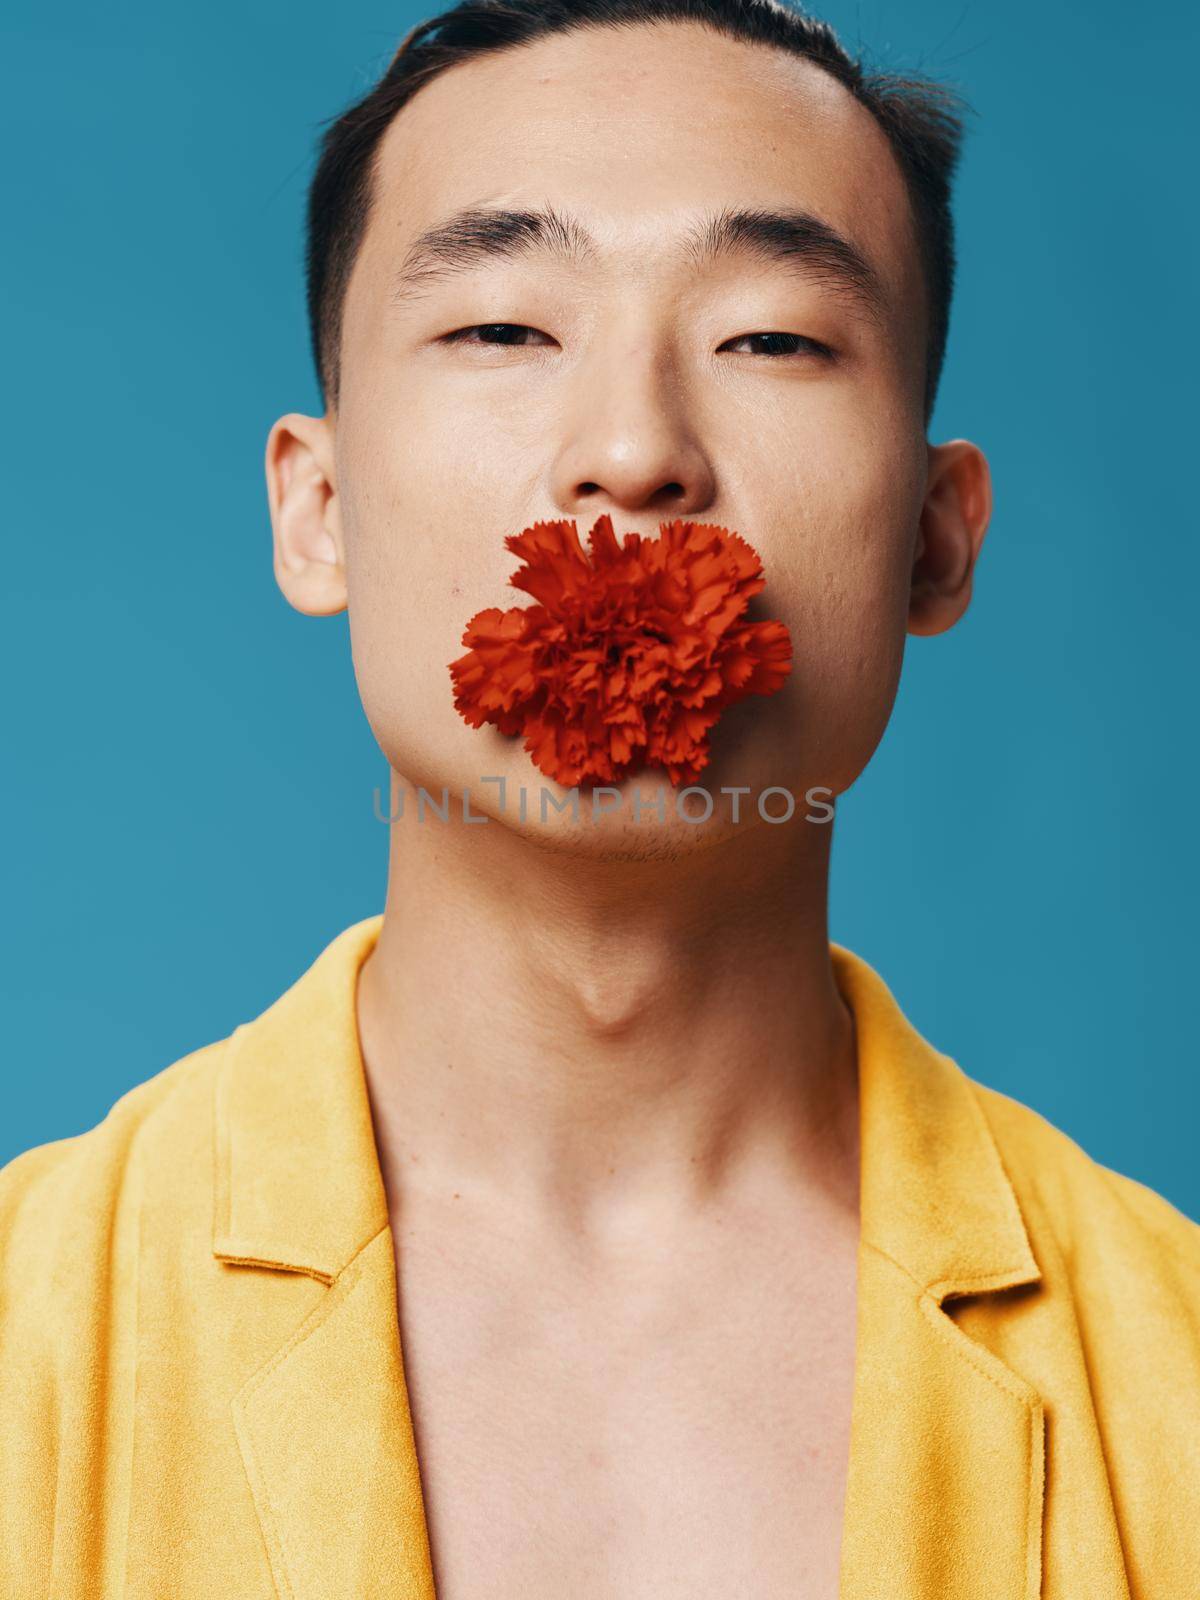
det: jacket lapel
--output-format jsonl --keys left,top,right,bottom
{"left": 838, "top": 1247, "right": 1044, "bottom": 1599}
{"left": 229, "top": 1225, "right": 436, "bottom": 1599}
{"left": 212, "top": 916, "right": 437, "bottom": 1600}
{"left": 831, "top": 944, "right": 1046, "bottom": 1599}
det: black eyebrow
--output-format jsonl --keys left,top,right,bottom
{"left": 389, "top": 202, "right": 889, "bottom": 325}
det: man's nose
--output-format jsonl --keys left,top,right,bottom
{"left": 547, "top": 341, "right": 718, "bottom": 522}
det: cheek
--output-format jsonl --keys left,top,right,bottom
{"left": 340, "top": 352, "right": 546, "bottom": 521}
{"left": 340, "top": 498, "right": 482, "bottom": 782}
{"left": 773, "top": 463, "right": 919, "bottom": 788}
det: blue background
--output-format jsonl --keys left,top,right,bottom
{"left": 3, "top": 2, "right": 1197, "bottom": 1210}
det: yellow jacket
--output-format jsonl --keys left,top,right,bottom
{"left": 2, "top": 914, "right": 1199, "bottom": 1598}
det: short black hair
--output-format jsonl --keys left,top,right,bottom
{"left": 304, "top": 0, "right": 971, "bottom": 425}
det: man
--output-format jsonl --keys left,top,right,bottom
{"left": 3, "top": 1, "right": 1198, "bottom": 1595}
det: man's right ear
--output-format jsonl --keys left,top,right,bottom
{"left": 264, "top": 412, "right": 347, "bottom": 616}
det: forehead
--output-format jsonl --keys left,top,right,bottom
{"left": 351, "top": 21, "right": 924, "bottom": 352}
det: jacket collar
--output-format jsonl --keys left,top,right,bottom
{"left": 832, "top": 941, "right": 1041, "bottom": 1302}
{"left": 212, "top": 913, "right": 1041, "bottom": 1306}
{"left": 212, "top": 915, "right": 391, "bottom": 1284}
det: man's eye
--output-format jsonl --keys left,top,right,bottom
{"left": 438, "top": 325, "right": 834, "bottom": 359}
{"left": 440, "top": 323, "right": 553, "bottom": 347}
{"left": 720, "top": 332, "right": 835, "bottom": 359}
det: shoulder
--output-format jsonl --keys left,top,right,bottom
{"left": 0, "top": 1034, "right": 232, "bottom": 1267}
{"left": 968, "top": 1073, "right": 1200, "bottom": 1303}
{"left": 961, "top": 1073, "right": 1200, "bottom": 1590}
{"left": 0, "top": 1035, "right": 235, "bottom": 1580}
{"left": 0, "top": 1033, "right": 234, "bottom": 1390}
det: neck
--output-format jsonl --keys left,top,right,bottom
{"left": 357, "top": 772, "right": 859, "bottom": 1251}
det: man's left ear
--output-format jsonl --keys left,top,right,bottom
{"left": 908, "top": 439, "right": 993, "bottom": 637}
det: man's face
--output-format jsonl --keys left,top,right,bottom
{"left": 272, "top": 21, "right": 979, "bottom": 856}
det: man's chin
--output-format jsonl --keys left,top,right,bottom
{"left": 378, "top": 762, "right": 836, "bottom": 862}
{"left": 486, "top": 790, "right": 750, "bottom": 862}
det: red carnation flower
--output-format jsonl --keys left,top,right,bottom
{"left": 448, "top": 514, "right": 793, "bottom": 788}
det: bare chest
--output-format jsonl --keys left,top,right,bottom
{"left": 391, "top": 1217, "right": 858, "bottom": 1600}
